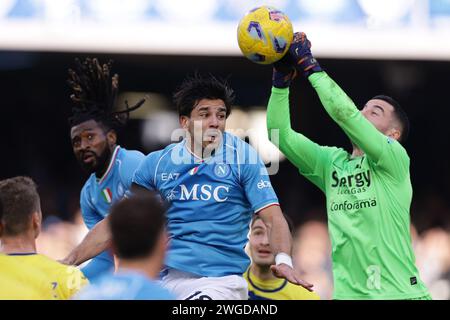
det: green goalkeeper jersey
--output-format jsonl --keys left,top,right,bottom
{"left": 267, "top": 72, "right": 429, "bottom": 300}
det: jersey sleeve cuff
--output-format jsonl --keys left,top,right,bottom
{"left": 254, "top": 202, "right": 280, "bottom": 214}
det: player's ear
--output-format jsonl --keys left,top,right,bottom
{"left": 387, "top": 128, "right": 401, "bottom": 141}
{"left": 107, "top": 130, "right": 117, "bottom": 146}
{"left": 31, "top": 211, "right": 42, "bottom": 239}
{"left": 179, "top": 116, "right": 190, "bottom": 130}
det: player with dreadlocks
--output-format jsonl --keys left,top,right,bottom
{"left": 61, "top": 58, "right": 146, "bottom": 282}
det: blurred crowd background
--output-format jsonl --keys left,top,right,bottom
{"left": 1, "top": 0, "right": 449, "bottom": 299}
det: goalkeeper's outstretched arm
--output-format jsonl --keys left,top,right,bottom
{"left": 308, "top": 71, "right": 388, "bottom": 163}
{"left": 267, "top": 86, "right": 328, "bottom": 178}
{"left": 284, "top": 31, "right": 396, "bottom": 165}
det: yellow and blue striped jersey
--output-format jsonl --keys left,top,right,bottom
{"left": 0, "top": 255, "right": 55, "bottom": 300}
{"left": 244, "top": 268, "right": 320, "bottom": 300}
{"left": 5, "top": 253, "right": 89, "bottom": 299}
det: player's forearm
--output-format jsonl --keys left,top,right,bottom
{"left": 308, "top": 71, "right": 385, "bottom": 158}
{"left": 65, "top": 218, "right": 111, "bottom": 266}
{"left": 269, "top": 213, "right": 292, "bottom": 256}
{"left": 267, "top": 86, "right": 325, "bottom": 173}
{"left": 308, "top": 72, "right": 359, "bottom": 123}
{"left": 267, "top": 87, "right": 307, "bottom": 168}
{"left": 258, "top": 206, "right": 292, "bottom": 256}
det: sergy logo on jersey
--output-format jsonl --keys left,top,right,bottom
{"left": 257, "top": 180, "right": 271, "bottom": 189}
{"left": 331, "top": 170, "right": 371, "bottom": 188}
{"left": 179, "top": 184, "right": 229, "bottom": 202}
{"left": 214, "top": 163, "right": 230, "bottom": 178}
{"left": 331, "top": 170, "right": 371, "bottom": 195}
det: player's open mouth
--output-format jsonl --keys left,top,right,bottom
{"left": 82, "top": 154, "right": 95, "bottom": 163}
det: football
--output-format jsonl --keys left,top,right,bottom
{"left": 237, "top": 6, "right": 293, "bottom": 65}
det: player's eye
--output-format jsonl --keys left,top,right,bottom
{"left": 73, "top": 140, "right": 80, "bottom": 148}
{"left": 218, "top": 114, "right": 225, "bottom": 120}
{"left": 87, "top": 134, "right": 94, "bottom": 140}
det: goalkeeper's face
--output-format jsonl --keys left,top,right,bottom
{"left": 181, "top": 99, "right": 227, "bottom": 150}
{"left": 361, "top": 99, "right": 401, "bottom": 141}
{"left": 71, "top": 119, "right": 116, "bottom": 174}
{"left": 249, "top": 218, "right": 275, "bottom": 267}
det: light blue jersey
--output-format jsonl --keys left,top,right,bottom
{"left": 75, "top": 269, "right": 175, "bottom": 300}
{"left": 80, "top": 146, "right": 145, "bottom": 281}
{"left": 133, "top": 132, "right": 279, "bottom": 277}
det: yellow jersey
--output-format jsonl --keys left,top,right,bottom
{"left": 0, "top": 255, "right": 55, "bottom": 300}
{"left": 244, "top": 268, "right": 320, "bottom": 300}
{"left": 5, "top": 253, "right": 89, "bottom": 300}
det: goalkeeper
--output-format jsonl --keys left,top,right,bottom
{"left": 266, "top": 32, "right": 431, "bottom": 300}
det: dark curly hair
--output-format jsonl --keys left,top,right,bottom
{"left": 173, "top": 73, "right": 235, "bottom": 118}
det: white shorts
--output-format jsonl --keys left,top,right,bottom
{"left": 160, "top": 268, "right": 248, "bottom": 300}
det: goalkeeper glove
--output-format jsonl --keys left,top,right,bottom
{"left": 288, "top": 32, "right": 322, "bottom": 77}
{"left": 272, "top": 55, "right": 297, "bottom": 89}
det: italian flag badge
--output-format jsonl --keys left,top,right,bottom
{"left": 101, "top": 188, "right": 113, "bottom": 203}
{"left": 189, "top": 166, "right": 200, "bottom": 175}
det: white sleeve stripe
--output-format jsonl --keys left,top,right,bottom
{"left": 225, "top": 143, "right": 240, "bottom": 181}
{"left": 254, "top": 202, "right": 280, "bottom": 213}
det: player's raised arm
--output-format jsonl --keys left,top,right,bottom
{"left": 309, "top": 72, "right": 387, "bottom": 161}
{"left": 288, "top": 32, "right": 408, "bottom": 169}
{"left": 267, "top": 60, "right": 334, "bottom": 190}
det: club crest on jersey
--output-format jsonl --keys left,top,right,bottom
{"left": 189, "top": 166, "right": 200, "bottom": 175}
{"left": 101, "top": 188, "right": 113, "bottom": 203}
{"left": 214, "top": 163, "right": 230, "bottom": 178}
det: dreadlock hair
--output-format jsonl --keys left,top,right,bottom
{"left": 173, "top": 73, "right": 235, "bottom": 118}
{"left": 371, "top": 94, "right": 410, "bottom": 143}
{"left": 67, "top": 57, "right": 146, "bottom": 131}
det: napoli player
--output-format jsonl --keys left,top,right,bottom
{"left": 75, "top": 192, "right": 175, "bottom": 300}
{"left": 131, "top": 74, "right": 313, "bottom": 299}
{"left": 61, "top": 58, "right": 145, "bottom": 282}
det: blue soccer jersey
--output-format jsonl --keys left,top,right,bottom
{"left": 74, "top": 269, "right": 175, "bottom": 300}
{"left": 133, "top": 132, "right": 279, "bottom": 277}
{"left": 80, "top": 146, "right": 145, "bottom": 281}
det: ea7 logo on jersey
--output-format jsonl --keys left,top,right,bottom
{"left": 179, "top": 184, "right": 229, "bottom": 202}
{"left": 257, "top": 180, "right": 272, "bottom": 189}
{"left": 161, "top": 173, "right": 180, "bottom": 181}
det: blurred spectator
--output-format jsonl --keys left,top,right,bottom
{"left": 292, "top": 220, "right": 333, "bottom": 300}
{"left": 414, "top": 227, "right": 450, "bottom": 300}
{"left": 36, "top": 210, "right": 88, "bottom": 261}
